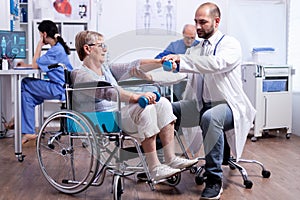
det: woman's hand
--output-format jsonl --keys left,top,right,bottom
{"left": 142, "top": 92, "right": 157, "bottom": 104}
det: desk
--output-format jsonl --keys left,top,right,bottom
{"left": 0, "top": 69, "right": 39, "bottom": 162}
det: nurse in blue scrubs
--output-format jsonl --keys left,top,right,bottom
{"left": 19, "top": 20, "right": 73, "bottom": 144}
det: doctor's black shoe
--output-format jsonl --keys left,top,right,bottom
{"left": 200, "top": 180, "right": 223, "bottom": 200}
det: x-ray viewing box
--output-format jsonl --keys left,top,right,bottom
{"left": 242, "top": 64, "right": 292, "bottom": 140}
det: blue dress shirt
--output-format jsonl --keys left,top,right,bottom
{"left": 155, "top": 39, "right": 200, "bottom": 59}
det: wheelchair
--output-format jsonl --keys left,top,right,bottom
{"left": 36, "top": 63, "right": 189, "bottom": 199}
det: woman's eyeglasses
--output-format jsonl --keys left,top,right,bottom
{"left": 87, "top": 43, "right": 107, "bottom": 49}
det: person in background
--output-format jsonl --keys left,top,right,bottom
{"left": 155, "top": 24, "right": 200, "bottom": 101}
{"left": 19, "top": 20, "right": 73, "bottom": 144}
{"left": 155, "top": 24, "right": 200, "bottom": 59}
{"left": 71, "top": 30, "right": 198, "bottom": 181}
{"left": 160, "top": 2, "right": 255, "bottom": 199}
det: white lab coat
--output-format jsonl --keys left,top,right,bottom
{"left": 177, "top": 31, "right": 256, "bottom": 161}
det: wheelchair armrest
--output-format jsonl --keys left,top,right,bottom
{"left": 71, "top": 81, "right": 112, "bottom": 89}
{"left": 118, "top": 79, "right": 154, "bottom": 87}
{"left": 118, "top": 79, "right": 161, "bottom": 94}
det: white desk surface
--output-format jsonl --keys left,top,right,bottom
{"left": 0, "top": 69, "right": 40, "bottom": 75}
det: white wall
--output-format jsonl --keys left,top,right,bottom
{"left": 288, "top": 0, "right": 300, "bottom": 91}
{"left": 0, "top": 0, "right": 11, "bottom": 30}
{"left": 94, "top": 0, "right": 287, "bottom": 65}
{"left": 97, "top": 0, "right": 228, "bottom": 38}
{"left": 96, "top": 0, "right": 228, "bottom": 62}
{"left": 288, "top": 0, "right": 300, "bottom": 136}
{"left": 227, "top": 0, "right": 287, "bottom": 64}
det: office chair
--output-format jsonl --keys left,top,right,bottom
{"left": 194, "top": 132, "right": 271, "bottom": 189}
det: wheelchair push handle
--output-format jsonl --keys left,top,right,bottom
{"left": 48, "top": 63, "right": 67, "bottom": 70}
{"left": 47, "top": 63, "right": 70, "bottom": 86}
{"left": 162, "top": 60, "right": 179, "bottom": 73}
{"left": 138, "top": 91, "right": 161, "bottom": 108}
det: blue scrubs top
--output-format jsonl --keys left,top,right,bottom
{"left": 37, "top": 42, "right": 73, "bottom": 86}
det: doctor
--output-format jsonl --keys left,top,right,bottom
{"left": 162, "top": 2, "right": 256, "bottom": 200}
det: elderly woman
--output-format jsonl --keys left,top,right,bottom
{"left": 71, "top": 30, "right": 197, "bottom": 181}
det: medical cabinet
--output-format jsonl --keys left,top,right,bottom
{"left": 242, "top": 64, "right": 292, "bottom": 141}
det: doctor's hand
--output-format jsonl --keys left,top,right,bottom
{"left": 161, "top": 54, "right": 180, "bottom": 71}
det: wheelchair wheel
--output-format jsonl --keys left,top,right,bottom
{"left": 113, "top": 175, "right": 123, "bottom": 200}
{"left": 166, "top": 173, "right": 181, "bottom": 186}
{"left": 36, "top": 110, "right": 99, "bottom": 194}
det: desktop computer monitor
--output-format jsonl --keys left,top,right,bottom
{"left": 0, "top": 30, "right": 26, "bottom": 59}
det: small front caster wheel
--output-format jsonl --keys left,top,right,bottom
{"left": 190, "top": 166, "right": 197, "bottom": 174}
{"left": 244, "top": 180, "right": 253, "bottom": 189}
{"left": 18, "top": 155, "right": 25, "bottom": 162}
{"left": 262, "top": 170, "right": 271, "bottom": 178}
{"left": 167, "top": 173, "right": 181, "bottom": 186}
{"left": 251, "top": 136, "right": 257, "bottom": 142}
{"left": 48, "top": 143, "right": 55, "bottom": 149}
